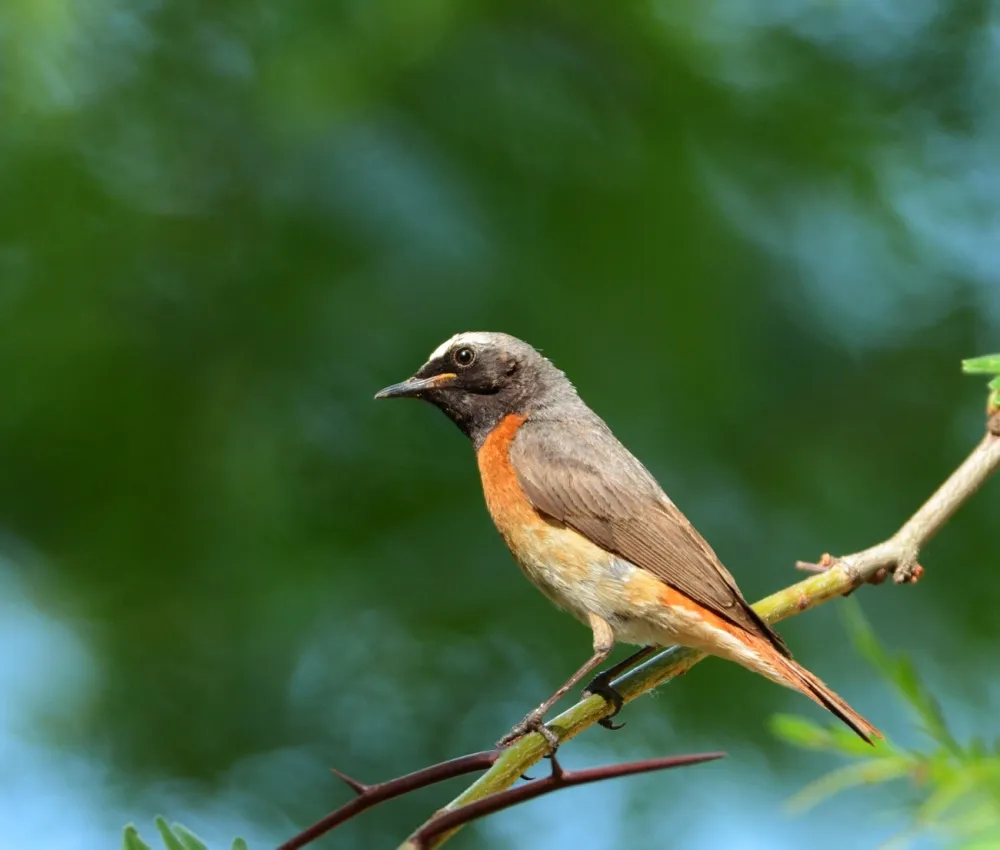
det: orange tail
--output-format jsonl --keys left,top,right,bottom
{"left": 748, "top": 636, "right": 882, "bottom": 744}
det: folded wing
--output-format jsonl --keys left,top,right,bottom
{"left": 510, "top": 415, "right": 790, "bottom": 657}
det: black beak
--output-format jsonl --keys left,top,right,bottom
{"left": 374, "top": 373, "right": 457, "bottom": 400}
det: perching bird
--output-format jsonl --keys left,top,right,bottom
{"left": 376, "top": 332, "right": 880, "bottom": 748}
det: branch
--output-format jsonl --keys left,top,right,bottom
{"left": 401, "top": 751, "right": 725, "bottom": 850}
{"left": 402, "top": 425, "right": 1000, "bottom": 848}
{"left": 277, "top": 750, "right": 500, "bottom": 850}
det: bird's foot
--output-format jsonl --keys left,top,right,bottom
{"left": 583, "top": 671, "right": 626, "bottom": 730}
{"left": 497, "top": 708, "right": 560, "bottom": 751}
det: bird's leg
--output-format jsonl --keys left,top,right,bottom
{"left": 498, "top": 615, "right": 614, "bottom": 751}
{"left": 583, "top": 645, "right": 657, "bottom": 730}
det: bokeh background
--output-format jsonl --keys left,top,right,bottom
{"left": 2, "top": 1, "right": 999, "bottom": 848}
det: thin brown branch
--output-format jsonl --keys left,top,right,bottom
{"left": 401, "top": 751, "right": 725, "bottom": 850}
{"left": 801, "top": 431, "right": 1000, "bottom": 590}
{"left": 880, "top": 431, "right": 999, "bottom": 582}
{"left": 403, "top": 427, "right": 1000, "bottom": 848}
{"left": 277, "top": 750, "right": 500, "bottom": 850}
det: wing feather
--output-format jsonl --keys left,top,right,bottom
{"left": 510, "top": 416, "right": 789, "bottom": 656}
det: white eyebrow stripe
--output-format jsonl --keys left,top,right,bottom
{"left": 427, "top": 332, "right": 494, "bottom": 361}
{"left": 428, "top": 335, "right": 459, "bottom": 360}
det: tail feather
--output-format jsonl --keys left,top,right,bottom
{"left": 669, "top": 593, "right": 882, "bottom": 744}
{"left": 769, "top": 649, "right": 881, "bottom": 744}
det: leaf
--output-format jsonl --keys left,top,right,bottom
{"left": 123, "top": 825, "right": 153, "bottom": 850}
{"left": 772, "top": 710, "right": 896, "bottom": 758}
{"left": 917, "top": 767, "right": 985, "bottom": 824}
{"left": 786, "top": 756, "right": 913, "bottom": 813}
{"left": 963, "top": 355, "right": 1000, "bottom": 411}
{"left": 230, "top": 839, "right": 249, "bottom": 850}
{"left": 840, "top": 602, "right": 958, "bottom": 753}
{"left": 154, "top": 816, "right": 188, "bottom": 850}
{"left": 892, "top": 658, "right": 958, "bottom": 753}
{"left": 962, "top": 355, "right": 1000, "bottom": 375}
{"left": 827, "top": 724, "right": 896, "bottom": 758}
{"left": 770, "top": 714, "right": 838, "bottom": 751}
{"left": 958, "top": 822, "right": 1000, "bottom": 850}
{"left": 171, "top": 824, "right": 209, "bottom": 850}
{"left": 841, "top": 601, "right": 893, "bottom": 677}
{"left": 942, "top": 798, "right": 1000, "bottom": 838}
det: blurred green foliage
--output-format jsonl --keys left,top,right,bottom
{"left": 2, "top": 0, "right": 999, "bottom": 848}
{"left": 123, "top": 817, "right": 246, "bottom": 850}
{"left": 774, "top": 601, "right": 1000, "bottom": 849}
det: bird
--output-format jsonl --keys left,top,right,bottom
{"left": 375, "top": 332, "right": 880, "bottom": 749}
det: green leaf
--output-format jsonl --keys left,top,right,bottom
{"left": 171, "top": 824, "right": 209, "bottom": 850}
{"left": 963, "top": 355, "right": 1000, "bottom": 411}
{"left": 942, "top": 797, "right": 1000, "bottom": 837}
{"left": 840, "top": 601, "right": 959, "bottom": 752}
{"left": 154, "top": 816, "right": 187, "bottom": 850}
{"left": 770, "top": 714, "right": 838, "bottom": 751}
{"left": 841, "top": 601, "right": 893, "bottom": 677}
{"left": 917, "top": 767, "right": 984, "bottom": 824}
{"left": 893, "top": 658, "right": 958, "bottom": 752}
{"left": 786, "top": 756, "right": 913, "bottom": 813}
{"left": 123, "top": 825, "right": 153, "bottom": 850}
{"left": 230, "top": 839, "right": 249, "bottom": 850}
{"left": 772, "top": 710, "right": 896, "bottom": 758}
{"left": 827, "top": 723, "right": 896, "bottom": 758}
{"left": 962, "top": 355, "right": 1000, "bottom": 375}
{"left": 958, "top": 822, "right": 1000, "bottom": 849}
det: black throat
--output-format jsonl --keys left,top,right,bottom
{"left": 424, "top": 388, "right": 523, "bottom": 450}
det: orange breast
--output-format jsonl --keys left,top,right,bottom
{"left": 476, "top": 413, "right": 539, "bottom": 540}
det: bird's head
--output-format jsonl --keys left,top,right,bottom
{"left": 375, "top": 331, "right": 573, "bottom": 446}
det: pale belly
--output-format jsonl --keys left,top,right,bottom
{"left": 485, "top": 515, "right": 779, "bottom": 686}
{"left": 501, "top": 519, "right": 700, "bottom": 648}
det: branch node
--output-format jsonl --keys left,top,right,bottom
{"left": 893, "top": 561, "right": 924, "bottom": 584}
{"left": 797, "top": 553, "right": 864, "bottom": 594}
{"left": 870, "top": 566, "right": 891, "bottom": 585}
{"left": 836, "top": 554, "right": 865, "bottom": 587}
{"left": 988, "top": 412, "right": 1000, "bottom": 436}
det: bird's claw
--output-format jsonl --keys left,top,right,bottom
{"left": 498, "top": 708, "right": 559, "bottom": 751}
{"left": 583, "top": 672, "right": 626, "bottom": 731}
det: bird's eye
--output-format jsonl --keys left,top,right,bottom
{"left": 453, "top": 346, "right": 476, "bottom": 367}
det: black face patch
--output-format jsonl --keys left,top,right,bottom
{"left": 420, "top": 351, "right": 526, "bottom": 446}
